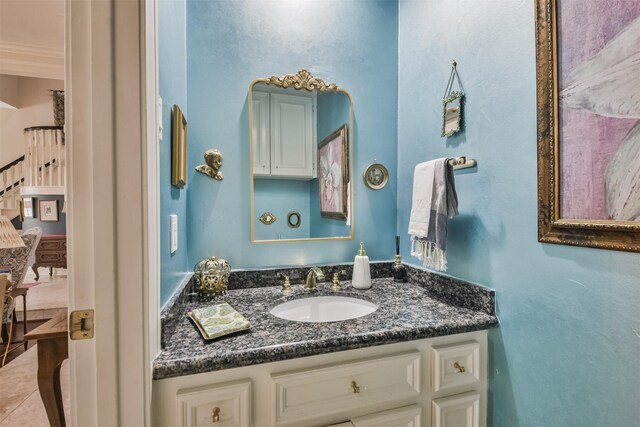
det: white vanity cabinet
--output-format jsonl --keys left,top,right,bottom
{"left": 152, "top": 330, "right": 488, "bottom": 427}
{"left": 252, "top": 90, "right": 316, "bottom": 179}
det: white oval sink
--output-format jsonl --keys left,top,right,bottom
{"left": 270, "top": 296, "right": 378, "bottom": 323}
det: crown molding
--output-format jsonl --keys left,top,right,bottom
{"left": 0, "top": 42, "right": 64, "bottom": 80}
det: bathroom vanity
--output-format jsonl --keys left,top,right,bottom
{"left": 152, "top": 264, "right": 498, "bottom": 427}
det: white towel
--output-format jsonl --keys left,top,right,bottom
{"left": 408, "top": 158, "right": 458, "bottom": 271}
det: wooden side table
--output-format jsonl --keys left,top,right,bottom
{"left": 25, "top": 312, "right": 68, "bottom": 427}
{"left": 32, "top": 235, "right": 67, "bottom": 281}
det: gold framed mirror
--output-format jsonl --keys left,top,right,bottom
{"left": 248, "top": 70, "right": 354, "bottom": 243}
{"left": 535, "top": 0, "right": 640, "bottom": 252}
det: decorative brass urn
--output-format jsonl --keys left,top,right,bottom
{"left": 193, "top": 256, "right": 231, "bottom": 296}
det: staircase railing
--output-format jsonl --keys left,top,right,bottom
{"left": 0, "top": 126, "right": 66, "bottom": 212}
{"left": 0, "top": 156, "right": 25, "bottom": 210}
{"left": 24, "top": 126, "right": 65, "bottom": 188}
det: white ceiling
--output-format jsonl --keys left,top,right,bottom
{"left": 0, "top": 0, "right": 64, "bottom": 79}
{"left": 0, "top": 0, "right": 64, "bottom": 51}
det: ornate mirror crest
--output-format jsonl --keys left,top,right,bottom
{"left": 260, "top": 69, "right": 343, "bottom": 93}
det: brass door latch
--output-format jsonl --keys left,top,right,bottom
{"left": 69, "top": 309, "right": 94, "bottom": 340}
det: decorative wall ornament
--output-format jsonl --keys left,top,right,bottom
{"left": 259, "top": 212, "right": 277, "bottom": 225}
{"left": 263, "top": 69, "right": 341, "bottom": 93}
{"left": 535, "top": 0, "right": 640, "bottom": 252}
{"left": 195, "top": 149, "right": 224, "bottom": 180}
{"left": 363, "top": 162, "right": 389, "bottom": 190}
{"left": 193, "top": 256, "right": 231, "bottom": 297}
{"left": 441, "top": 61, "right": 464, "bottom": 138}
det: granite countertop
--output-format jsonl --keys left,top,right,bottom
{"left": 153, "top": 272, "right": 498, "bottom": 380}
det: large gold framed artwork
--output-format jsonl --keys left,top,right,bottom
{"left": 535, "top": 0, "right": 640, "bottom": 252}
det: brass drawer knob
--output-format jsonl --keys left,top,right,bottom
{"left": 351, "top": 380, "right": 361, "bottom": 394}
{"left": 212, "top": 407, "right": 220, "bottom": 422}
{"left": 454, "top": 362, "right": 466, "bottom": 373}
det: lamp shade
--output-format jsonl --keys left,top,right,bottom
{"left": 0, "top": 215, "right": 25, "bottom": 249}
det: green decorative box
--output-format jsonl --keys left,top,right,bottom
{"left": 188, "top": 303, "right": 250, "bottom": 340}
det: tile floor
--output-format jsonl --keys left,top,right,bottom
{"left": 15, "top": 269, "right": 68, "bottom": 321}
{"left": 0, "top": 269, "right": 69, "bottom": 426}
{"left": 0, "top": 345, "right": 70, "bottom": 426}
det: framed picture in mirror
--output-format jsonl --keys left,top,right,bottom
{"left": 535, "top": 0, "right": 640, "bottom": 252}
{"left": 318, "top": 124, "right": 348, "bottom": 220}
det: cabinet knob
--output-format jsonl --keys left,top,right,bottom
{"left": 454, "top": 362, "right": 466, "bottom": 373}
{"left": 212, "top": 407, "right": 220, "bottom": 422}
{"left": 350, "top": 380, "right": 361, "bottom": 394}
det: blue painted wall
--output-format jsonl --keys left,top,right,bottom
{"left": 310, "top": 92, "right": 352, "bottom": 238}
{"left": 186, "top": 0, "right": 398, "bottom": 269}
{"left": 22, "top": 195, "right": 66, "bottom": 235}
{"left": 397, "top": 1, "right": 640, "bottom": 425}
{"left": 254, "top": 179, "right": 310, "bottom": 240}
{"left": 159, "top": 0, "right": 189, "bottom": 307}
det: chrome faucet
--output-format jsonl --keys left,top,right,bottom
{"left": 304, "top": 267, "right": 324, "bottom": 292}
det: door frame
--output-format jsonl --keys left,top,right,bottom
{"left": 66, "top": 0, "right": 159, "bottom": 424}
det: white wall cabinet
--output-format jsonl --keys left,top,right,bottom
{"left": 153, "top": 330, "right": 488, "bottom": 427}
{"left": 252, "top": 91, "right": 316, "bottom": 179}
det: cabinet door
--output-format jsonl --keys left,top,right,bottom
{"left": 432, "top": 392, "right": 480, "bottom": 427}
{"left": 252, "top": 91, "right": 270, "bottom": 176}
{"left": 351, "top": 404, "right": 422, "bottom": 427}
{"left": 270, "top": 93, "right": 314, "bottom": 178}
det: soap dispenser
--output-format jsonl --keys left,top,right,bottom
{"left": 352, "top": 241, "right": 371, "bottom": 290}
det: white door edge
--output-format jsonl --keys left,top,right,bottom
{"left": 66, "top": 0, "right": 155, "bottom": 425}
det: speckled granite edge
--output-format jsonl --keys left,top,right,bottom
{"left": 154, "top": 278, "right": 498, "bottom": 379}
{"left": 160, "top": 273, "right": 192, "bottom": 348}
{"left": 404, "top": 263, "right": 495, "bottom": 316}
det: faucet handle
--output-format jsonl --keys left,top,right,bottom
{"left": 276, "top": 272, "right": 293, "bottom": 296}
{"left": 331, "top": 270, "right": 347, "bottom": 291}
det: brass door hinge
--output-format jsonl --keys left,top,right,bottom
{"left": 69, "top": 309, "right": 94, "bottom": 340}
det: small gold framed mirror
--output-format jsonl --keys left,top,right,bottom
{"left": 441, "top": 61, "right": 464, "bottom": 138}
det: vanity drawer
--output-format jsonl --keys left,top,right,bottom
{"left": 272, "top": 351, "right": 421, "bottom": 426}
{"left": 176, "top": 380, "right": 251, "bottom": 427}
{"left": 351, "top": 404, "right": 422, "bottom": 427}
{"left": 431, "top": 341, "right": 480, "bottom": 392}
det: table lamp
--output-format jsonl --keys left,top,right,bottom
{"left": 0, "top": 215, "right": 24, "bottom": 249}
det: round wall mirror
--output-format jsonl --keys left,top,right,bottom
{"left": 287, "top": 211, "right": 301, "bottom": 228}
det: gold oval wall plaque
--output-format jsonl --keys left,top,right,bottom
{"left": 363, "top": 163, "right": 389, "bottom": 190}
{"left": 259, "top": 212, "right": 277, "bottom": 225}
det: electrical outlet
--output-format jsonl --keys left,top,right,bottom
{"left": 170, "top": 214, "right": 178, "bottom": 253}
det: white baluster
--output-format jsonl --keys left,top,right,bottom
{"left": 47, "top": 129, "right": 53, "bottom": 186}
{"left": 56, "top": 129, "right": 62, "bottom": 186}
